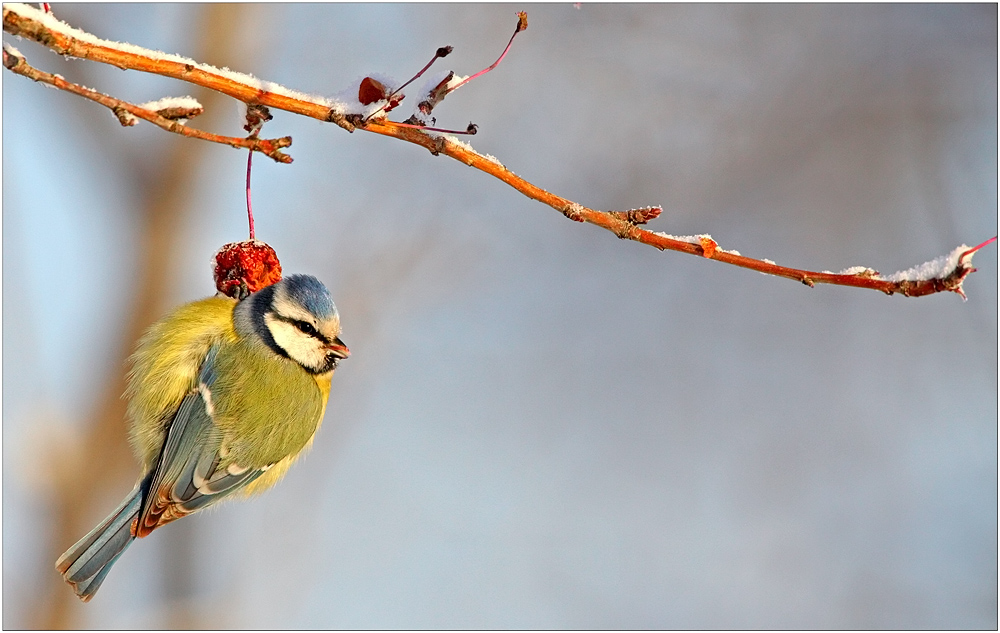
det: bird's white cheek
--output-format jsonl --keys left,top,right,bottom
{"left": 266, "top": 319, "right": 326, "bottom": 370}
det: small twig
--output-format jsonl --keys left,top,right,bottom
{"left": 2, "top": 45, "right": 293, "bottom": 163}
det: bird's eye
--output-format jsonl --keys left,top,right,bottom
{"left": 295, "top": 320, "right": 317, "bottom": 336}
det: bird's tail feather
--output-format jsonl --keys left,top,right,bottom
{"left": 55, "top": 484, "right": 142, "bottom": 601}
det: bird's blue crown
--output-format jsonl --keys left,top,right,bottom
{"left": 282, "top": 274, "right": 337, "bottom": 319}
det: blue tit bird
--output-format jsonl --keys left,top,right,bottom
{"left": 55, "top": 274, "right": 349, "bottom": 601}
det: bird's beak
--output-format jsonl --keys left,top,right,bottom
{"left": 328, "top": 336, "right": 350, "bottom": 359}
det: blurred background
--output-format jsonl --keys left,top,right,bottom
{"left": 3, "top": 3, "right": 996, "bottom": 629}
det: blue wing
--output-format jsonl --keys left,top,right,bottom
{"left": 135, "top": 345, "right": 270, "bottom": 536}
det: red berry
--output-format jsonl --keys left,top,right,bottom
{"left": 213, "top": 241, "right": 282, "bottom": 299}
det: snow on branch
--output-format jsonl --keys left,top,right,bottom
{"left": 2, "top": 3, "right": 994, "bottom": 299}
{"left": 135, "top": 96, "right": 204, "bottom": 121}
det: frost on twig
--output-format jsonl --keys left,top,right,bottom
{"left": 874, "top": 238, "right": 997, "bottom": 300}
{"left": 819, "top": 238, "right": 997, "bottom": 299}
{"left": 3, "top": 40, "right": 22, "bottom": 60}
{"left": 404, "top": 70, "right": 468, "bottom": 126}
{"left": 137, "top": 96, "right": 204, "bottom": 121}
{"left": 116, "top": 96, "right": 204, "bottom": 126}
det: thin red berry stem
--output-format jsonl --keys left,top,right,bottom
{"left": 246, "top": 148, "right": 255, "bottom": 240}
{"left": 445, "top": 15, "right": 525, "bottom": 95}
{"left": 385, "top": 46, "right": 451, "bottom": 106}
{"left": 967, "top": 236, "right": 998, "bottom": 253}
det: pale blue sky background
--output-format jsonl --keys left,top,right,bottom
{"left": 3, "top": 3, "right": 997, "bottom": 628}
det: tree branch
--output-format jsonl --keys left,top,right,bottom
{"left": 2, "top": 2, "right": 993, "bottom": 299}
{"left": 2, "top": 42, "right": 292, "bottom": 163}
{"left": 1, "top": 4, "right": 357, "bottom": 130}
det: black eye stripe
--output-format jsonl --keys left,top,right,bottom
{"left": 274, "top": 314, "right": 329, "bottom": 344}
